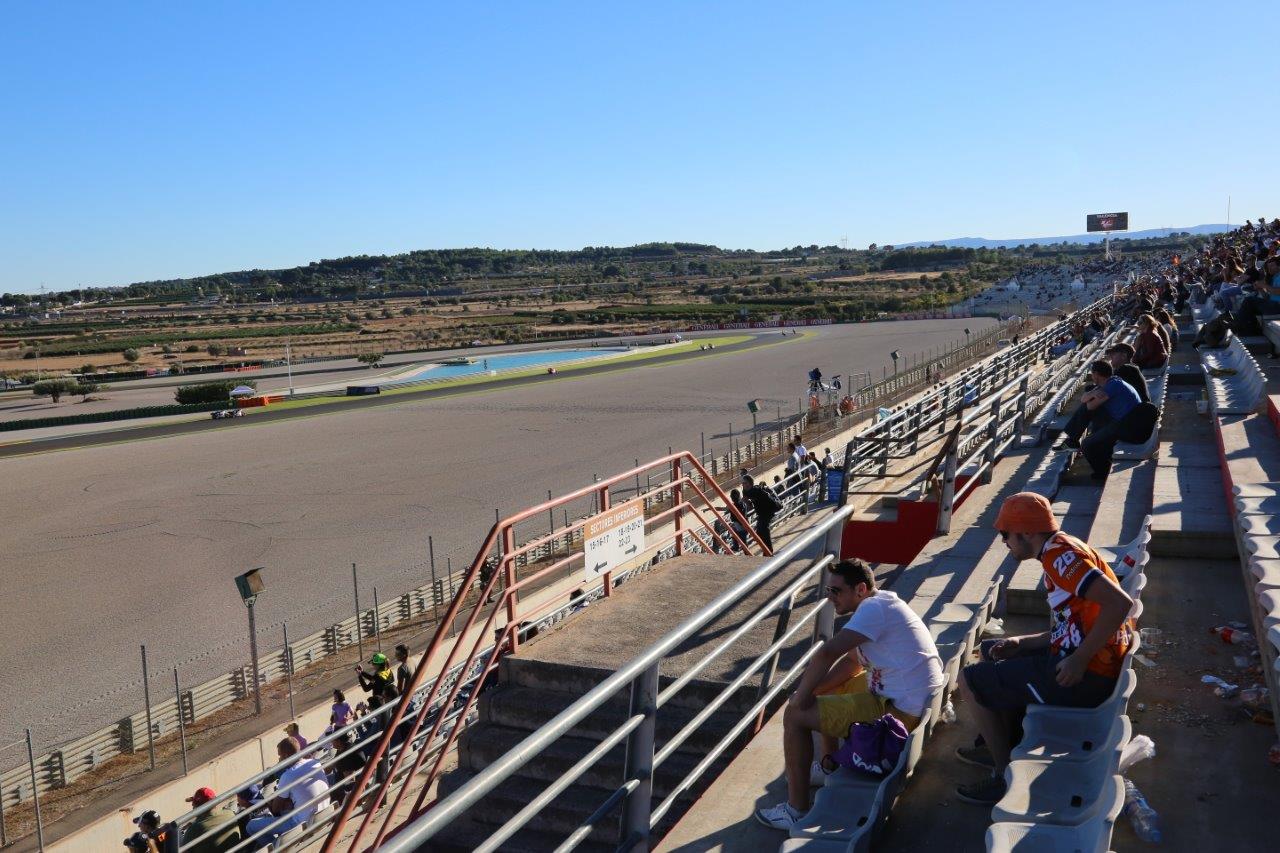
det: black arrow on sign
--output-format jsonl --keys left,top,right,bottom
{"left": 624, "top": 545, "right": 638, "bottom": 555}
{"left": 593, "top": 561, "right": 608, "bottom": 573}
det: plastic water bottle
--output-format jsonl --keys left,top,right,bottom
{"left": 1211, "top": 626, "right": 1253, "bottom": 645}
{"left": 1123, "top": 779, "right": 1162, "bottom": 843}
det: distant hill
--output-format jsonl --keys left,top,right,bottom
{"left": 901, "top": 224, "right": 1231, "bottom": 249}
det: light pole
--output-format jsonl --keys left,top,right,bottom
{"left": 235, "top": 568, "right": 267, "bottom": 715}
{"left": 285, "top": 341, "right": 294, "bottom": 396}
{"left": 890, "top": 350, "right": 901, "bottom": 375}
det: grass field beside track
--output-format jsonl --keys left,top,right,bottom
{"left": 252, "top": 334, "right": 755, "bottom": 414}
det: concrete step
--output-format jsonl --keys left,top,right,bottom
{"left": 436, "top": 772, "right": 672, "bottom": 847}
{"left": 425, "top": 812, "right": 616, "bottom": 853}
{"left": 480, "top": 684, "right": 745, "bottom": 756}
{"left": 500, "top": 656, "right": 764, "bottom": 715}
{"left": 1150, "top": 439, "right": 1234, "bottom": 559}
{"left": 455, "top": 721, "right": 723, "bottom": 798}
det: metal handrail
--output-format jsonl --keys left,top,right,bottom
{"left": 324, "top": 452, "right": 772, "bottom": 851}
{"left": 376, "top": 504, "right": 852, "bottom": 853}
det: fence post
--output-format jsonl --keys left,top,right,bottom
{"left": 672, "top": 458, "right": 684, "bottom": 556}
{"left": 619, "top": 662, "right": 660, "bottom": 851}
{"left": 429, "top": 537, "right": 445, "bottom": 621}
{"left": 372, "top": 586, "right": 383, "bottom": 651}
{"left": 983, "top": 397, "right": 1000, "bottom": 484}
{"left": 174, "top": 667, "right": 188, "bottom": 777}
{"left": 26, "top": 729, "right": 43, "bottom": 852}
{"left": 283, "top": 623, "right": 296, "bottom": 721}
{"left": 140, "top": 645, "right": 155, "bottom": 770}
{"left": 937, "top": 435, "right": 959, "bottom": 534}
{"left": 352, "top": 563, "right": 364, "bottom": 662}
{"left": 1016, "top": 374, "right": 1031, "bottom": 436}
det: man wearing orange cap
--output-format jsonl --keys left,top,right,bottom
{"left": 953, "top": 492, "right": 1133, "bottom": 805}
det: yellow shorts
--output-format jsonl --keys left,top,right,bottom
{"left": 816, "top": 671, "right": 921, "bottom": 738}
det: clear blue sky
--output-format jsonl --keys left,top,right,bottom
{"left": 3, "top": 1, "right": 1276, "bottom": 293}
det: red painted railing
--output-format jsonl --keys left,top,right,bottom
{"left": 322, "top": 451, "right": 767, "bottom": 852}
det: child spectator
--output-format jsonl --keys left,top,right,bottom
{"left": 331, "top": 689, "right": 353, "bottom": 728}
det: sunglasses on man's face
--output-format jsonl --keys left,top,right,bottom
{"left": 825, "top": 585, "right": 847, "bottom": 597}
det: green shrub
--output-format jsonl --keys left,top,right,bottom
{"left": 185, "top": 344, "right": 200, "bottom": 352}
{"left": 33, "top": 378, "right": 80, "bottom": 403}
{"left": 122, "top": 348, "right": 140, "bottom": 362}
{"left": 174, "top": 379, "right": 252, "bottom": 405}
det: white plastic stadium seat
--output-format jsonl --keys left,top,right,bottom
{"left": 985, "top": 775, "right": 1124, "bottom": 853}
{"left": 1249, "top": 558, "right": 1280, "bottom": 592}
{"left": 992, "top": 736, "right": 1125, "bottom": 827}
{"left": 1233, "top": 482, "right": 1280, "bottom": 499}
{"left": 1012, "top": 713, "right": 1130, "bottom": 765}
{"left": 789, "top": 708, "right": 932, "bottom": 848}
{"left": 1024, "top": 665, "right": 1137, "bottom": 729}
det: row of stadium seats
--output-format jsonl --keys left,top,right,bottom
{"left": 1232, "top": 484, "right": 1280, "bottom": 737}
{"left": 1201, "top": 336, "right": 1266, "bottom": 414}
{"left": 986, "top": 518, "right": 1151, "bottom": 851}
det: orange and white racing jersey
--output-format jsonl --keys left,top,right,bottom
{"left": 1039, "top": 532, "right": 1132, "bottom": 679}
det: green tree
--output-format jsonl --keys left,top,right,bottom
{"left": 122, "top": 348, "right": 140, "bottom": 363}
{"left": 207, "top": 343, "right": 225, "bottom": 357}
{"left": 75, "top": 380, "right": 99, "bottom": 401}
{"left": 357, "top": 352, "right": 385, "bottom": 368}
{"left": 33, "top": 378, "right": 79, "bottom": 403}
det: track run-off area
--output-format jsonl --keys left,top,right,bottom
{"left": 0, "top": 317, "right": 994, "bottom": 751}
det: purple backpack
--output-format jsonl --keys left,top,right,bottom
{"left": 832, "top": 714, "right": 909, "bottom": 777}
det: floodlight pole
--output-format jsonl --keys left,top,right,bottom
{"left": 286, "top": 341, "right": 294, "bottom": 396}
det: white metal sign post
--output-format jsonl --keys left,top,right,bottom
{"left": 583, "top": 498, "right": 646, "bottom": 583}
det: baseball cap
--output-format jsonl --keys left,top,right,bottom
{"left": 185, "top": 786, "right": 216, "bottom": 805}
{"left": 132, "top": 809, "right": 161, "bottom": 826}
{"left": 993, "top": 492, "right": 1059, "bottom": 535}
{"left": 236, "top": 783, "right": 263, "bottom": 802}
{"left": 369, "top": 652, "right": 388, "bottom": 666}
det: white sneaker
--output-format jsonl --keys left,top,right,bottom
{"left": 754, "top": 801, "right": 803, "bottom": 830}
{"left": 809, "top": 760, "right": 831, "bottom": 787}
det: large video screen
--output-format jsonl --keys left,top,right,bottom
{"left": 1086, "top": 212, "right": 1128, "bottom": 232}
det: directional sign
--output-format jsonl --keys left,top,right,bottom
{"left": 583, "top": 498, "right": 646, "bottom": 583}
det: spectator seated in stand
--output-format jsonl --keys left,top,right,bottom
{"left": 1054, "top": 360, "right": 1157, "bottom": 481}
{"left": 1236, "top": 255, "right": 1280, "bottom": 335}
{"left": 754, "top": 559, "right": 943, "bottom": 831}
{"left": 1104, "top": 343, "right": 1149, "bottom": 403}
{"left": 1132, "top": 314, "right": 1168, "bottom": 369}
{"left": 273, "top": 737, "right": 330, "bottom": 824}
{"left": 953, "top": 494, "right": 1133, "bottom": 805}
{"left": 180, "top": 786, "right": 241, "bottom": 853}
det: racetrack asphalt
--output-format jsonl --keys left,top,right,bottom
{"left": 0, "top": 317, "right": 994, "bottom": 754}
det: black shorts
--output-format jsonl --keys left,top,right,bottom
{"left": 963, "top": 649, "right": 1116, "bottom": 711}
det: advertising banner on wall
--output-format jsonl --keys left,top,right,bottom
{"left": 1086, "top": 212, "right": 1129, "bottom": 232}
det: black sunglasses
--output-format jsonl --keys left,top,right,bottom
{"left": 825, "top": 585, "right": 846, "bottom": 596}
{"left": 999, "top": 531, "right": 1010, "bottom": 542}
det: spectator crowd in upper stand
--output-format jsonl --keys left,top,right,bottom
{"left": 970, "top": 258, "right": 1141, "bottom": 317}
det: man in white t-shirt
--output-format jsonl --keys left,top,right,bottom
{"left": 273, "top": 737, "right": 330, "bottom": 825}
{"left": 756, "top": 559, "right": 944, "bottom": 831}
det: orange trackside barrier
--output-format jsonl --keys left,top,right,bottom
{"left": 322, "top": 451, "right": 768, "bottom": 852}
